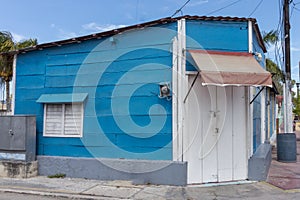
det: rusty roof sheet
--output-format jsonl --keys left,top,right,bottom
{"left": 7, "top": 15, "right": 266, "bottom": 54}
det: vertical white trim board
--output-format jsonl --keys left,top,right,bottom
{"left": 172, "top": 37, "right": 179, "bottom": 161}
{"left": 248, "top": 20, "right": 253, "bottom": 53}
{"left": 11, "top": 54, "right": 17, "bottom": 115}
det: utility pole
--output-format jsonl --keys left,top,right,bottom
{"left": 283, "top": 0, "right": 292, "bottom": 133}
{"left": 284, "top": 0, "right": 291, "bottom": 80}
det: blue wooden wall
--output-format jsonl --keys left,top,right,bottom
{"left": 15, "top": 19, "right": 265, "bottom": 159}
{"left": 186, "top": 20, "right": 249, "bottom": 71}
{"left": 251, "top": 28, "right": 266, "bottom": 152}
{"left": 15, "top": 23, "right": 177, "bottom": 160}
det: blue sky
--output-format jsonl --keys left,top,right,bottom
{"left": 0, "top": 0, "right": 299, "bottom": 81}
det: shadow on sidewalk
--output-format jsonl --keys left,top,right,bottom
{"left": 266, "top": 131, "right": 300, "bottom": 190}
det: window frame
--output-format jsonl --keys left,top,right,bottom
{"left": 43, "top": 102, "right": 84, "bottom": 138}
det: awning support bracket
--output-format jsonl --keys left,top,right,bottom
{"left": 250, "top": 86, "right": 265, "bottom": 104}
{"left": 183, "top": 72, "right": 200, "bottom": 103}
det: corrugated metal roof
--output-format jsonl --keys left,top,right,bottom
{"left": 6, "top": 15, "right": 266, "bottom": 54}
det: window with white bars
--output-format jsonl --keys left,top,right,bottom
{"left": 43, "top": 103, "right": 83, "bottom": 137}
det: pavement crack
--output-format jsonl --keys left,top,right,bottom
{"left": 130, "top": 187, "right": 144, "bottom": 199}
{"left": 79, "top": 183, "right": 99, "bottom": 194}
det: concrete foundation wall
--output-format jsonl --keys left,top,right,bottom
{"left": 248, "top": 143, "right": 272, "bottom": 181}
{"left": 37, "top": 156, "right": 187, "bottom": 186}
{"left": 0, "top": 160, "right": 38, "bottom": 178}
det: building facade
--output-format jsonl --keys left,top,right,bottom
{"left": 11, "top": 16, "right": 273, "bottom": 185}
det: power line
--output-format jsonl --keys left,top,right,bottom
{"left": 248, "top": 0, "right": 264, "bottom": 17}
{"left": 291, "top": 0, "right": 300, "bottom": 18}
{"left": 171, "top": 0, "right": 191, "bottom": 18}
{"left": 274, "top": 0, "right": 284, "bottom": 70}
{"left": 294, "top": 6, "right": 300, "bottom": 11}
{"left": 292, "top": 1, "right": 300, "bottom": 12}
{"left": 293, "top": 1, "right": 300, "bottom": 4}
{"left": 206, "top": 0, "right": 244, "bottom": 15}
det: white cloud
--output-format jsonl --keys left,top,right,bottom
{"left": 187, "top": 0, "right": 209, "bottom": 7}
{"left": 11, "top": 32, "right": 26, "bottom": 42}
{"left": 291, "top": 46, "right": 300, "bottom": 52}
{"left": 58, "top": 28, "right": 78, "bottom": 39}
{"left": 50, "top": 23, "right": 78, "bottom": 40}
{"left": 82, "top": 22, "right": 126, "bottom": 32}
{"left": 51, "top": 22, "right": 126, "bottom": 41}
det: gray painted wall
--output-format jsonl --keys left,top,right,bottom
{"left": 248, "top": 143, "right": 272, "bottom": 181}
{"left": 38, "top": 156, "right": 187, "bottom": 186}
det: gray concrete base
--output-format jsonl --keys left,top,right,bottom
{"left": 37, "top": 156, "right": 187, "bottom": 186}
{"left": 0, "top": 160, "right": 38, "bottom": 178}
{"left": 248, "top": 143, "right": 272, "bottom": 181}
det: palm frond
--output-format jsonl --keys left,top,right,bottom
{"left": 16, "top": 38, "right": 37, "bottom": 49}
{"left": 262, "top": 30, "right": 279, "bottom": 47}
{"left": 0, "top": 31, "right": 38, "bottom": 81}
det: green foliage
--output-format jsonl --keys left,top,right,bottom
{"left": 0, "top": 31, "right": 37, "bottom": 111}
{"left": 47, "top": 173, "right": 66, "bottom": 178}
{"left": 262, "top": 30, "right": 284, "bottom": 95}
{"left": 293, "top": 92, "right": 300, "bottom": 117}
{"left": 16, "top": 38, "right": 37, "bottom": 49}
{"left": 266, "top": 58, "right": 284, "bottom": 94}
{"left": 0, "top": 31, "right": 14, "bottom": 52}
{"left": 0, "top": 31, "right": 37, "bottom": 80}
{"left": 262, "top": 30, "right": 279, "bottom": 47}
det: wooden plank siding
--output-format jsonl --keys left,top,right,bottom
{"left": 185, "top": 20, "right": 249, "bottom": 72}
{"left": 14, "top": 18, "right": 267, "bottom": 160}
{"left": 15, "top": 23, "right": 177, "bottom": 160}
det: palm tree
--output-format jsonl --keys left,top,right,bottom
{"left": 262, "top": 30, "right": 279, "bottom": 47}
{"left": 262, "top": 30, "right": 284, "bottom": 94}
{"left": 0, "top": 31, "right": 37, "bottom": 111}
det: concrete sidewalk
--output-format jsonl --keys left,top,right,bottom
{"left": 0, "top": 176, "right": 299, "bottom": 199}
{"left": 267, "top": 131, "right": 300, "bottom": 190}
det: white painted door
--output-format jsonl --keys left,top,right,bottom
{"left": 184, "top": 75, "right": 247, "bottom": 184}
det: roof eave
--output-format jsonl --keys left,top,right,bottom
{"left": 5, "top": 15, "right": 267, "bottom": 55}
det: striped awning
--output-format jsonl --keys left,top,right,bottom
{"left": 189, "top": 50, "right": 272, "bottom": 87}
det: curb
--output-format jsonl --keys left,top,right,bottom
{"left": 0, "top": 187, "right": 127, "bottom": 200}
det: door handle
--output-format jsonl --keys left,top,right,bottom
{"left": 210, "top": 110, "right": 220, "bottom": 117}
{"left": 9, "top": 129, "right": 14, "bottom": 136}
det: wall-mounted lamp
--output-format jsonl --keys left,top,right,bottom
{"left": 159, "top": 82, "right": 171, "bottom": 99}
{"left": 253, "top": 52, "right": 263, "bottom": 61}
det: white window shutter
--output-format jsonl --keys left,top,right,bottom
{"left": 43, "top": 103, "right": 83, "bottom": 137}
{"left": 45, "top": 104, "right": 63, "bottom": 135}
{"left": 64, "top": 104, "right": 82, "bottom": 135}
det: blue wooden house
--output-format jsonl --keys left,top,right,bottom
{"left": 11, "top": 16, "right": 273, "bottom": 185}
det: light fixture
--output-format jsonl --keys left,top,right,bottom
{"left": 254, "top": 52, "right": 262, "bottom": 61}
{"left": 159, "top": 82, "right": 171, "bottom": 98}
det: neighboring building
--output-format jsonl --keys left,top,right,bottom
{"left": 10, "top": 15, "right": 273, "bottom": 185}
